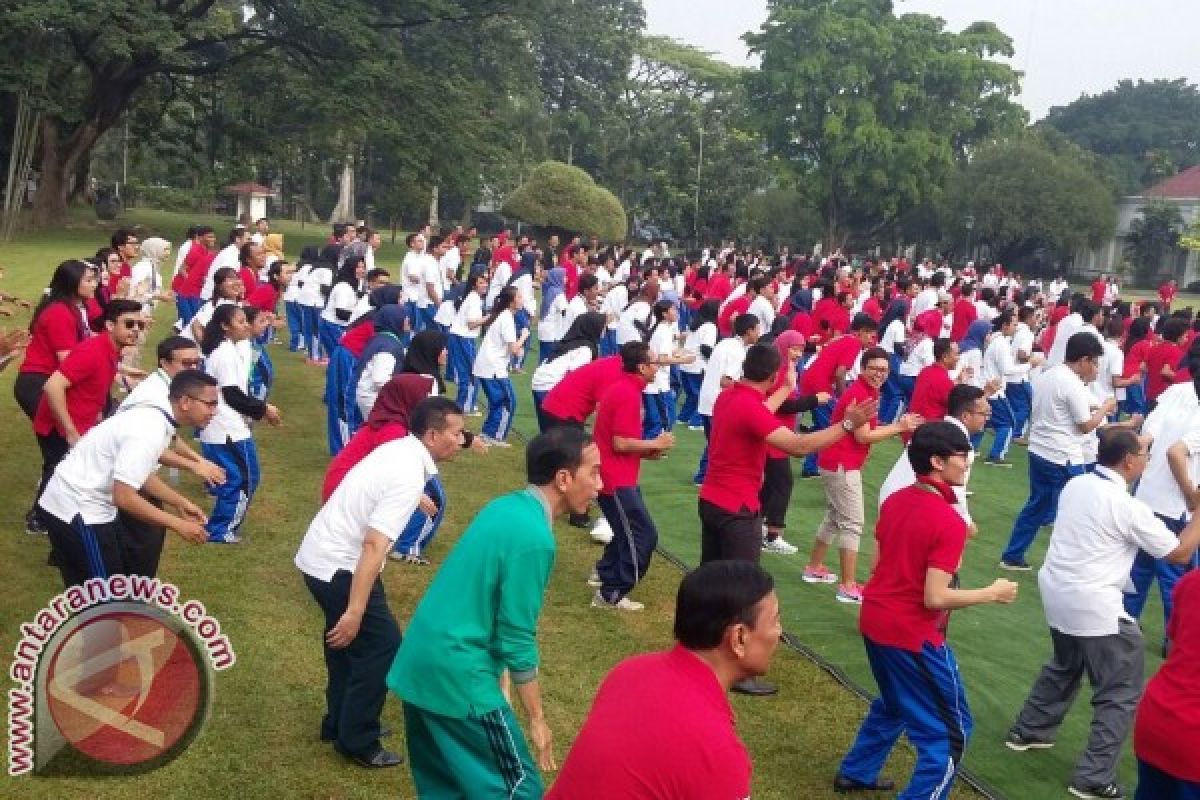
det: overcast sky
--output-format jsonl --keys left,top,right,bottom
{"left": 642, "top": 0, "right": 1200, "bottom": 120}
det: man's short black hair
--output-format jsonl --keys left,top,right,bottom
{"left": 619, "top": 341, "right": 652, "bottom": 372}
{"left": 110, "top": 228, "right": 136, "bottom": 249}
{"left": 1097, "top": 428, "right": 1142, "bottom": 468}
{"left": 860, "top": 346, "right": 889, "bottom": 368}
{"left": 157, "top": 335, "right": 198, "bottom": 364}
{"left": 742, "top": 343, "right": 781, "bottom": 382}
{"left": 947, "top": 384, "right": 985, "bottom": 418}
{"left": 578, "top": 273, "right": 599, "bottom": 293}
{"left": 239, "top": 241, "right": 258, "bottom": 265}
{"left": 526, "top": 427, "right": 593, "bottom": 485}
{"left": 104, "top": 298, "right": 143, "bottom": 323}
{"left": 1162, "top": 318, "right": 1190, "bottom": 344}
{"left": 409, "top": 396, "right": 463, "bottom": 437}
{"left": 907, "top": 420, "right": 971, "bottom": 475}
{"left": 1018, "top": 305, "right": 1036, "bottom": 322}
{"left": 1064, "top": 332, "right": 1105, "bottom": 362}
{"left": 168, "top": 369, "right": 217, "bottom": 401}
{"left": 733, "top": 313, "right": 760, "bottom": 337}
{"left": 933, "top": 337, "right": 955, "bottom": 362}
{"left": 366, "top": 268, "right": 390, "bottom": 283}
{"left": 674, "top": 561, "right": 775, "bottom": 650}
{"left": 850, "top": 313, "right": 878, "bottom": 332}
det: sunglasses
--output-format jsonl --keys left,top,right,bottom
{"left": 119, "top": 319, "right": 147, "bottom": 330}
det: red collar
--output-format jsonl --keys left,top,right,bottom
{"left": 914, "top": 475, "right": 958, "bottom": 504}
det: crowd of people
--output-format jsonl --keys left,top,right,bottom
{"left": 5, "top": 216, "right": 1200, "bottom": 799}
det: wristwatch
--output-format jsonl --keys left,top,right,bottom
{"left": 841, "top": 419, "right": 855, "bottom": 432}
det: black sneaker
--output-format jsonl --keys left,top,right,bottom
{"left": 24, "top": 510, "right": 47, "bottom": 536}
{"left": 833, "top": 774, "right": 896, "bottom": 793}
{"left": 1068, "top": 781, "right": 1124, "bottom": 799}
{"left": 1005, "top": 730, "right": 1054, "bottom": 751}
{"left": 999, "top": 559, "right": 1033, "bottom": 571}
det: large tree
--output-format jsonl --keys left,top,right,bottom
{"left": 0, "top": 0, "right": 530, "bottom": 226}
{"left": 1040, "top": 78, "right": 1200, "bottom": 193}
{"left": 942, "top": 132, "right": 1116, "bottom": 267}
{"left": 744, "top": 0, "right": 1025, "bottom": 249}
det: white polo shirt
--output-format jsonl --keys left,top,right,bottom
{"left": 322, "top": 282, "right": 359, "bottom": 324}
{"left": 899, "top": 337, "right": 934, "bottom": 378}
{"left": 879, "top": 318, "right": 906, "bottom": 358}
{"left": 472, "top": 309, "right": 516, "bottom": 379}
{"left": 1092, "top": 339, "right": 1126, "bottom": 404}
{"left": 294, "top": 436, "right": 437, "bottom": 581}
{"left": 603, "top": 284, "right": 629, "bottom": 332}
{"left": 1135, "top": 387, "right": 1200, "bottom": 521}
{"left": 119, "top": 368, "right": 172, "bottom": 413}
{"left": 646, "top": 322, "right": 676, "bottom": 394}
{"left": 400, "top": 251, "right": 422, "bottom": 303}
{"left": 1046, "top": 312, "right": 1083, "bottom": 367}
{"left": 201, "top": 339, "right": 253, "bottom": 444}
{"left": 680, "top": 322, "right": 717, "bottom": 376}
{"left": 1028, "top": 364, "right": 1095, "bottom": 466}
{"left": 748, "top": 295, "right": 775, "bottom": 332}
{"left": 40, "top": 405, "right": 176, "bottom": 526}
{"left": 1038, "top": 466, "right": 1179, "bottom": 637}
{"left": 616, "top": 301, "right": 651, "bottom": 346}
{"left": 416, "top": 253, "right": 443, "bottom": 309}
{"left": 698, "top": 337, "right": 747, "bottom": 416}
{"left": 562, "top": 294, "right": 589, "bottom": 336}
{"left": 877, "top": 416, "right": 973, "bottom": 525}
{"left": 982, "top": 335, "right": 1028, "bottom": 399}
{"left": 298, "top": 265, "right": 332, "bottom": 307}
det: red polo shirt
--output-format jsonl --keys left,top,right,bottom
{"left": 1091, "top": 279, "right": 1106, "bottom": 305}
{"left": 908, "top": 364, "right": 954, "bottom": 429}
{"left": 1146, "top": 341, "right": 1184, "bottom": 401}
{"left": 246, "top": 282, "right": 279, "bottom": 314}
{"left": 815, "top": 378, "right": 878, "bottom": 471}
{"left": 699, "top": 382, "right": 786, "bottom": 513}
{"left": 1123, "top": 337, "right": 1153, "bottom": 380}
{"left": 239, "top": 266, "right": 259, "bottom": 294}
{"left": 542, "top": 356, "right": 623, "bottom": 423}
{"left": 811, "top": 297, "right": 850, "bottom": 343}
{"left": 547, "top": 644, "right": 751, "bottom": 800}
{"left": 179, "top": 244, "right": 214, "bottom": 297}
{"left": 861, "top": 296, "right": 883, "bottom": 322}
{"left": 704, "top": 272, "right": 732, "bottom": 302}
{"left": 21, "top": 302, "right": 88, "bottom": 376}
{"left": 1135, "top": 570, "right": 1200, "bottom": 782}
{"left": 860, "top": 478, "right": 967, "bottom": 652}
{"left": 716, "top": 294, "right": 750, "bottom": 338}
{"left": 594, "top": 371, "right": 648, "bottom": 493}
{"left": 33, "top": 333, "right": 120, "bottom": 437}
{"left": 798, "top": 334, "right": 861, "bottom": 396}
{"left": 950, "top": 297, "right": 976, "bottom": 342}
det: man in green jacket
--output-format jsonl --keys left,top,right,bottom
{"left": 388, "top": 426, "right": 602, "bottom": 798}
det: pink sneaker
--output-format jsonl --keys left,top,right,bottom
{"left": 836, "top": 582, "right": 864, "bottom": 605}
{"left": 802, "top": 565, "right": 838, "bottom": 584}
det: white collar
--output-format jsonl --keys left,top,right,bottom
{"left": 1092, "top": 464, "right": 1127, "bottom": 489}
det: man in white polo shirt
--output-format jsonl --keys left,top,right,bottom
{"left": 1128, "top": 375, "right": 1200, "bottom": 638}
{"left": 1006, "top": 429, "right": 1200, "bottom": 800}
{"left": 1000, "top": 333, "right": 1114, "bottom": 570}
{"left": 295, "top": 396, "right": 465, "bottom": 770}
{"left": 37, "top": 370, "right": 216, "bottom": 585}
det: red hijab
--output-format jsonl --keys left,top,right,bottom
{"left": 366, "top": 374, "right": 434, "bottom": 430}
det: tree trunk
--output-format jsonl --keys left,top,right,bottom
{"left": 31, "top": 110, "right": 112, "bottom": 228}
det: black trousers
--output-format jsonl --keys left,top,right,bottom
{"left": 35, "top": 431, "right": 70, "bottom": 518}
{"left": 41, "top": 510, "right": 131, "bottom": 587}
{"left": 759, "top": 455, "right": 794, "bottom": 530}
{"left": 13, "top": 371, "right": 49, "bottom": 419}
{"left": 303, "top": 570, "right": 402, "bottom": 758}
{"left": 116, "top": 494, "right": 166, "bottom": 578}
{"left": 699, "top": 498, "right": 763, "bottom": 564}
{"left": 596, "top": 487, "right": 658, "bottom": 601}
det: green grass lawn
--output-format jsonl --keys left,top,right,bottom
{"left": 0, "top": 207, "right": 1173, "bottom": 799}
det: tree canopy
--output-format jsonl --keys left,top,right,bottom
{"left": 503, "top": 161, "right": 627, "bottom": 241}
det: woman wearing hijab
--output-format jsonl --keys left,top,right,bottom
{"left": 262, "top": 233, "right": 286, "bottom": 268}
{"left": 877, "top": 296, "right": 910, "bottom": 423}
{"left": 403, "top": 329, "right": 448, "bottom": 394}
{"left": 762, "top": 330, "right": 830, "bottom": 555}
{"left": 130, "top": 237, "right": 171, "bottom": 315}
{"left": 319, "top": 256, "right": 366, "bottom": 360}
{"left": 531, "top": 311, "right": 606, "bottom": 431}
{"left": 538, "top": 266, "right": 568, "bottom": 364}
{"left": 354, "top": 304, "right": 410, "bottom": 420}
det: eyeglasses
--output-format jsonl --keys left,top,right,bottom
{"left": 863, "top": 365, "right": 889, "bottom": 374}
{"left": 185, "top": 395, "right": 219, "bottom": 408}
{"left": 120, "top": 319, "right": 147, "bottom": 330}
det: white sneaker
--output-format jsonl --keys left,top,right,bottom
{"left": 587, "top": 570, "right": 602, "bottom": 588}
{"left": 591, "top": 591, "right": 644, "bottom": 612}
{"left": 762, "top": 537, "right": 799, "bottom": 555}
{"left": 589, "top": 519, "right": 614, "bottom": 544}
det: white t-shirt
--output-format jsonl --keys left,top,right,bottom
{"left": 185, "top": 298, "right": 235, "bottom": 342}
{"left": 531, "top": 347, "right": 593, "bottom": 392}
{"left": 473, "top": 309, "right": 516, "bottom": 379}
{"left": 355, "top": 352, "right": 399, "bottom": 420}
{"left": 130, "top": 257, "right": 161, "bottom": 310}
{"left": 119, "top": 369, "right": 172, "bottom": 413}
{"left": 899, "top": 338, "right": 934, "bottom": 377}
{"left": 1092, "top": 339, "right": 1126, "bottom": 404}
{"left": 450, "top": 292, "right": 484, "bottom": 339}
{"left": 879, "top": 319, "right": 906, "bottom": 356}
{"left": 982, "top": 335, "right": 1027, "bottom": 398}
{"left": 284, "top": 263, "right": 309, "bottom": 303}
{"left": 911, "top": 287, "right": 939, "bottom": 318}
{"left": 646, "top": 322, "right": 677, "bottom": 394}
{"left": 1046, "top": 312, "right": 1083, "bottom": 367}
{"left": 603, "top": 285, "right": 628, "bottom": 331}
{"left": 680, "top": 322, "right": 717, "bottom": 375}
{"left": 486, "top": 263, "right": 512, "bottom": 310}
{"left": 299, "top": 265, "right": 332, "bottom": 307}
{"left": 294, "top": 436, "right": 437, "bottom": 581}
{"left": 616, "top": 301, "right": 651, "bottom": 346}
{"left": 348, "top": 293, "right": 374, "bottom": 325}
{"left": 201, "top": 339, "right": 253, "bottom": 444}
{"left": 748, "top": 295, "right": 775, "bottom": 332}
{"left": 39, "top": 406, "right": 176, "bottom": 526}
{"left": 1027, "top": 364, "right": 1095, "bottom": 466}
{"left": 1039, "top": 467, "right": 1179, "bottom": 637}
{"left": 400, "top": 251, "right": 422, "bottom": 303}
{"left": 1136, "top": 390, "right": 1200, "bottom": 520}
{"left": 202, "top": 244, "right": 240, "bottom": 300}
{"left": 958, "top": 348, "right": 984, "bottom": 389}
{"left": 562, "top": 295, "right": 589, "bottom": 336}
{"left": 539, "top": 294, "right": 568, "bottom": 343}
{"left": 322, "top": 282, "right": 359, "bottom": 324}
{"left": 1010, "top": 323, "right": 1035, "bottom": 383}
{"left": 698, "top": 337, "right": 747, "bottom": 416}
{"left": 416, "top": 254, "right": 444, "bottom": 309}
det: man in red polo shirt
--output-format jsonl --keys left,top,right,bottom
{"left": 950, "top": 283, "right": 977, "bottom": 342}
{"left": 700, "top": 342, "right": 875, "bottom": 694}
{"left": 907, "top": 338, "right": 965, "bottom": 437}
{"left": 803, "top": 347, "right": 921, "bottom": 605}
{"left": 798, "top": 313, "right": 878, "bottom": 478}
{"left": 32, "top": 298, "right": 144, "bottom": 522}
{"left": 1146, "top": 318, "right": 1189, "bottom": 407}
{"left": 834, "top": 422, "right": 1017, "bottom": 798}
{"left": 548, "top": 561, "right": 781, "bottom": 800}
{"left": 1092, "top": 273, "right": 1108, "bottom": 305}
{"left": 592, "top": 342, "right": 675, "bottom": 612}
{"left": 176, "top": 225, "right": 217, "bottom": 323}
